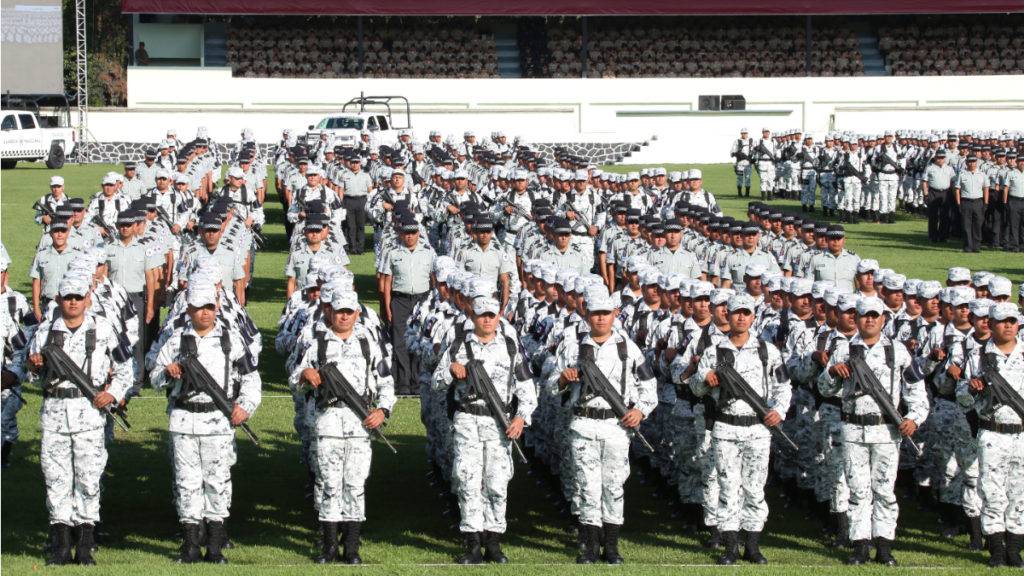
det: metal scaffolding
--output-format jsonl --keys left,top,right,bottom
{"left": 75, "top": 0, "right": 88, "bottom": 160}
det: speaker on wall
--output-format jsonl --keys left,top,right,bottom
{"left": 698, "top": 94, "right": 721, "bottom": 111}
{"left": 721, "top": 94, "right": 746, "bottom": 110}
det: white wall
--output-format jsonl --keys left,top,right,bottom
{"left": 106, "top": 67, "right": 1024, "bottom": 163}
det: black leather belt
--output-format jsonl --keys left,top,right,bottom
{"left": 716, "top": 413, "right": 760, "bottom": 427}
{"left": 175, "top": 399, "right": 219, "bottom": 413}
{"left": 457, "top": 403, "right": 498, "bottom": 418}
{"left": 393, "top": 292, "right": 428, "bottom": 299}
{"left": 929, "top": 188, "right": 949, "bottom": 193}
{"left": 44, "top": 387, "right": 84, "bottom": 399}
{"left": 842, "top": 413, "right": 888, "bottom": 426}
{"left": 980, "top": 420, "right": 1024, "bottom": 434}
{"left": 819, "top": 397, "right": 842, "bottom": 409}
{"left": 573, "top": 406, "right": 617, "bottom": 420}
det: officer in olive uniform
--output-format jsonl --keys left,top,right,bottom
{"left": 380, "top": 215, "right": 436, "bottom": 395}
{"left": 30, "top": 219, "right": 81, "bottom": 321}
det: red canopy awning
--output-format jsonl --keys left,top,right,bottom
{"left": 121, "top": 0, "right": 1024, "bottom": 15}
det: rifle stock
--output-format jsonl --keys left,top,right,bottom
{"left": 179, "top": 356, "right": 259, "bottom": 445}
{"left": 465, "top": 360, "right": 528, "bottom": 464}
{"left": 848, "top": 355, "right": 923, "bottom": 457}
{"left": 41, "top": 345, "right": 130, "bottom": 432}
{"left": 319, "top": 363, "right": 398, "bottom": 454}
{"left": 715, "top": 363, "right": 798, "bottom": 451}
{"left": 579, "top": 359, "right": 655, "bottom": 453}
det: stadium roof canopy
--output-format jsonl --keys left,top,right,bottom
{"left": 121, "top": 0, "right": 1023, "bottom": 15}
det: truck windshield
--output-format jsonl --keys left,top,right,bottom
{"left": 325, "top": 117, "right": 364, "bottom": 130}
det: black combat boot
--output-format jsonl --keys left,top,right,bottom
{"left": 456, "top": 531, "right": 482, "bottom": 565}
{"left": 315, "top": 521, "right": 339, "bottom": 564}
{"left": 743, "top": 530, "right": 768, "bottom": 564}
{"left": 874, "top": 537, "right": 898, "bottom": 566}
{"left": 717, "top": 531, "right": 740, "bottom": 565}
{"left": 74, "top": 524, "right": 97, "bottom": 565}
{"left": 1006, "top": 532, "right": 1024, "bottom": 567}
{"left": 846, "top": 540, "right": 870, "bottom": 565}
{"left": 482, "top": 530, "right": 508, "bottom": 564}
{"left": 177, "top": 522, "right": 202, "bottom": 564}
{"left": 1, "top": 440, "right": 12, "bottom": 468}
{"left": 988, "top": 532, "right": 1007, "bottom": 568}
{"left": 46, "top": 524, "right": 73, "bottom": 566}
{"left": 968, "top": 516, "right": 984, "bottom": 550}
{"left": 341, "top": 521, "right": 362, "bottom": 565}
{"left": 738, "top": 186, "right": 743, "bottom": 197}
{"left": 745, "top": 186, "right": 751, "bottom": 197}
{"left": 833, "top": 513, "right": 851, "bottom": 548}
{"left": 204, "top": 520, "right": 228, "bottom": 564}
{"left": 940, "top": 504, "right": 961, "bottom": 538}
{"left": 575, "top": 524, "right": 599, "bottom": 564}
{"left": 703, "top": 525, "right": 721, "bottom": 548}
{"left": 602, "top": 523, "right": 624, "bottom": 565}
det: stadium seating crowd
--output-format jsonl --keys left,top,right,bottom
{"left": 221, "top": 15, "right": 1024, "bottom": 79}
{"left": 878, "top": 14, "right": 1024, "bottom": 76}
{"left": 227, "top": 17, "right": 499, "bottom": 78}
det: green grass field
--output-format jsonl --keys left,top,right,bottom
{"left": 1, "top": 161, "right": 1020, "bottom": 574}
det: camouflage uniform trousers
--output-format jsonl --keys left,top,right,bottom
{"left": 839, "top": 177, "right": 862, "bottom": 214}
{"left": 736, "top": 163, "right": 752, "bottom": 188}
{"left": 931, "top": 398, "right": 980, "bottom": 516}
{"left": 800, "top": 171, "right": 818, "bottom": 207}
{"left": 813, "top": 404, "right": 849, "bottom": 513}
{"left": 316, "top": 435, "right": 372, "bottom": 522}
{"left": 171, "top": 432, "right": 237, "bottom": 524}
{"left": 715, "top": 434, "right": 772, "bottom": 532}
{"left": 1, "top": 387, "right": 24, "bottom": 443}
{"left": 570, "top": 417, "right": 631, "bottom": 527}
{"left": 697, "top": 416, "right": 719, "bottom": 527}
{"left": 977, "top": 429, "right": 1024, "bottom": 536}
{"left": 774, "top": 387, "right": 817, "bottom": 490}
{"left": 757, "top": 163, "right": 776, "bottom": 195}
{"left": 639, "top": 401, "right": 668, "bottom": 476}
{"left": 452, "top": 412, "right": 515, "bottom": 533}
{"left": 845, "top": 438, "right": 900, "bottom": 541}
{"left": 42, "top": 427, "right": 107, "bottom": 525}
{"left": 292, "top": 390, "right": 311, "bottom": 465}
{"left": 668, "top": 403, "right": 703, "bottom": 504}
{"left": 820, "top": 173, "right": 837, "bottom": 210}
{"left": 877, "top": 174, "right": 899, "bottom": 214}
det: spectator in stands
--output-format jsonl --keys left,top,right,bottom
{"left": 135, "top": 42, "right": 150, "bottom": 66}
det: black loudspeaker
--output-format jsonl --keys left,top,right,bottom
{"left": 698, "top": 94, "right": 721, "bottom": 111}
{"left": 721, "top": 94, "right": 746, "bottom": 110}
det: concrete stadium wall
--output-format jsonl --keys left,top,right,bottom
{"left": 106, "top": 67, "right": 1024, "bottom": 164}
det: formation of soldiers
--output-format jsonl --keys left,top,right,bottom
{"left": 730, "top": 128, "right": 1024, "bottom": 253}
{"left": 0, "top": 124, "right": 1023, "bottom": 568}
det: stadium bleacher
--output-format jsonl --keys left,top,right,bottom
{"left": 878, "top": 14, "right": 1024, "bottom": 76}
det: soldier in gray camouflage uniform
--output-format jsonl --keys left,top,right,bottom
{"left": 150, "top": 281, "right": 262, "bottom": 564}
{"left": 434, "top": 296, "right": 537, "bottom": 564}
{"left": 291, "top": 290, "right": 394, "bottom": 564}
{"left": 819, "top": 296, "right": 928, "bottom": 566}
{"left": 22, "top": 272, "right": 134, "bottom": 565}
{"left": 692, "top": 293, "right": 791, "bottom": 565}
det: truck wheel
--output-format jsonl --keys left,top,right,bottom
{"left": 45, "top": 144, "right": 65, "bottom": 169}
{"left": 0, "top": 160, "right": 15, "bottom": 170}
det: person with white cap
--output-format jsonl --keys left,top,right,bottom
{"left": 931, "top": 298, "right": 994, "bottom": 550}
{"left": 555, "top": 288, "right": 656, "bottom": 565}
{"left": 150, "top": 280, "right": 261, "bottom": 564}
{"left": 957, "top": 301, "right": 1023, "bottom": 567}
{"left": 731, "top": 128, "right": 754, "bottom": 197}
{"left": 34, "top": 176, "right": 69, "bottom": 226}
{"left": 691, "top": 293, "right": 791, "bottom": 565}
{"left": 870, "top": 131, "right": 904, "bottom": 224}
{"left": 753, "top": 128, "right": 778, "bottom": 201}
{"left": 818, "top": 296, "right": 929, "bottom": 566}
{"left": 0, "top": 243, "right": 31, "bottom": 468}
{"left": 290, "top": 289, "right": 394, "bottom": 564}
{"left": 85, "top": 173, "right": 132, "bottom": 240}
{"left": 837, "top": 139, "right": 870, "bottom": 224}
{"left": 433, "top": 295, "right": 537, "bottom": 565}
{"left": 287, "top": 164, "right": 344, "bottom": 232}
{"left": 800, "top": 291, "right": 858, "bottom": 547}
{"left": 23, "top": 271, "right": 134, "bottom": 565}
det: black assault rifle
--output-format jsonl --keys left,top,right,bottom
{"left": 318, "top": 363, "right": 398, "bottom": 454}
{"left": 178, "top": 355, "right": 260, "bottom": 445}
{"left": 578, "top": 358, "right": 655, "bottom": 452}
{"left": 465, "top": 359, "right": 528, "bottom": 464}
{"left": 847, "top": 353, "right": 923, "bottom": 457}
{"left": 714, "top": 348, "right": 798, "bottom": 451}
{"left": 41, "top": 344, "right": 130, "bottom": 432}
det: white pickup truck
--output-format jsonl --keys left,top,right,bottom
{"left": 306, "top": 94, "right": 411, "bottom": 149}
{"left": 0, "top": 109, "right": 76, "bottom": 169}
